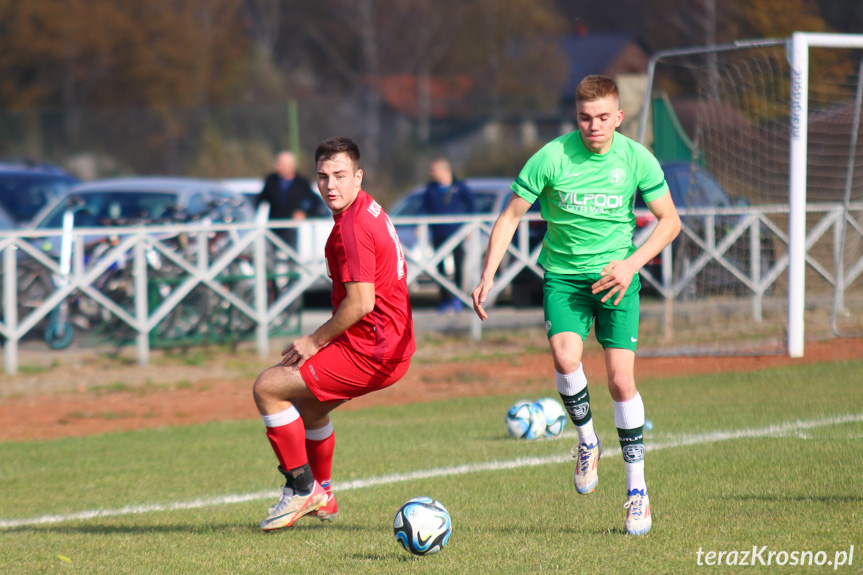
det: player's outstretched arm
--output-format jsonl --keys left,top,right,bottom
{"left": 472, "top": 193, "right": 532, "bottom": 320}
{"left": 281, "top": 281, "right": 375, "bottom": 369}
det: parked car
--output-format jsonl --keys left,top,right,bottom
{"left": 389, "top": 177, "right": 543, "bottom": 301}
{"left": 30, "top": 177, "right": 253, "bottom": 251}
{"left": 0, "top": 202, "right": 15, "bottom": 231}
{"left": 0, "top": 161, "right": 80, "bottom": 227}
{"left": 390, "top": 176, "right": 548, "bottom": 258}
{"left": 220, "top": 177, "right": 334, "bottom": 305}
{"left": 21, "top": 178, "right": 257, "bottom": 344}
{"left": 389, "top": 178, "right": 515, "bottom": 253}
{"left": 636, "top": 162, "right": 775, "bottom": 297}
{"left": 220, "top": 177, "right": 333, "bottom": 262}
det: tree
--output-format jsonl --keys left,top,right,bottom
{"left": 0, "top": 0, "right": 246, "bottom": 110}
{"left": 0, "top": 0, "right": 247, "bottom": 170}
{"left": 282, "top": 0, "right": 566, "bottom": 169}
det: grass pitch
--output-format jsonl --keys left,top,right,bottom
{"left": 1, "top": 360, "right": 861, "bottom": 574}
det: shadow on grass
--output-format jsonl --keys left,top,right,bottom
{"left": 349, "top": 553, "right": 415, "bottom": 562}
{"left": 723, "top": 494, "right": 863, "bottom": 503}
{"left": 489, "top": 523, "right": 630, "bottom": 536}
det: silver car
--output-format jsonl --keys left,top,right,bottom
{"left": 22, "top": 178, "right": 257, "bottom": 344}
{"left": 30, "top": 177, "right": 254, "bottom": 254}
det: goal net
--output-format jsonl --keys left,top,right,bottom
{"left": 636, "top": 36, "right": 863, "bottom": 356}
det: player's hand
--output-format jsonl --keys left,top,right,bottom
{"left": 471, "top": 277, "right": 494, "bottom": 321}
{"left": 280, "top": 335, "right": 321, "bottom": 370}
{"left": 592, "top": 260, "right": 637, "bottom": 306}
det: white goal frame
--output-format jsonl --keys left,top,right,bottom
{"left": 638, "top": 32, "right": 863, "bottom": 358}
{"left": 788, "top": 33, "right": 863, "bottom": 357}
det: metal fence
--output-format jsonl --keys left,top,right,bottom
{"left": 2, "top": 203, "right": 863, "bottom": 374}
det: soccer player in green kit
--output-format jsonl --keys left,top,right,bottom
{"left": 472, "top": 75, "right": 681, "bottom": 536}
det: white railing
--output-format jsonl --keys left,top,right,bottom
{"left": 2, "top": 203, "right": 862, "bottom": 373}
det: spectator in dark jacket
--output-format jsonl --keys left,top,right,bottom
{"left": 422, "top": 158, "right": 476, "bottom": 313}
{"left": 257, "top": 151, "right": 318, "bottom": 248}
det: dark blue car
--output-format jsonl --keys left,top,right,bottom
{"left": 0, "top": 161, "right": 80, "bottom": 228}
{"left": 636, "top": 162, "right": 775, "bottom": 297}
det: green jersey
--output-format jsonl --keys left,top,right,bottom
{"left": 512, "top": 130, "right": 669, "bottom": 274}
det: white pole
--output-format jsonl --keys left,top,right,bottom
{"left": 3, "top": 245, "right": 18, "bottom": 375}
{"left": 787, "top": 33, "right": 809, "bottom": 358}
{"left": 795, "top": 32, "right": 863, "bottom": 50}
{"left": 254, "top": 202, "right": 270, "bottom": 357}
{"left": 254, "top": 227, "right": 269, "bottom": 358}
{"left": 134, "top": 237, "right": 150, "bottom": 366}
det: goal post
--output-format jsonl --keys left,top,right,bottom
{"left": 788, "top": 33, "right": 863, "bottom": 357}
{"left": 637, "top": 33, "right": 863, "bottom": 358}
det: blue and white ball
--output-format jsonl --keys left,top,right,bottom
{"left": 393, "top": 497, "right": 452, "bottom": 556}
{"left": 505, "top": 400, "right": 547, "bottom": 440}
{"left": 533, "top": 397, "right": 567, "bottom": 438}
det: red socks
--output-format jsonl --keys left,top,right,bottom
{"left": 305, "top": 422, "right": 335, "bottom": 492}
{"left": 262, "top": 407, "right": 308, "bottom": 471}
{"left": 262, "top": 408, "right": 335, "bottom": 492}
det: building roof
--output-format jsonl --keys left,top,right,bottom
{"left": 378, "top": 75, "right": 474, "bottom": 120}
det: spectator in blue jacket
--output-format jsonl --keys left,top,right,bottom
{"left": 422, "top": 158, "right": 476, "bottom": 313}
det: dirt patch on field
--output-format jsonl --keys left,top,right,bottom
{"left": 0, "top": 337, "right": 860, "bottom": 443}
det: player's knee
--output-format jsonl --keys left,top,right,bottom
{"left": 251, "top": 373, "right": 267, "bottom": 407}
{"left": 551, "top": 352, "right": 581, "bottom": 375}
{"left": 252, "top": 366, "right": 282, "bottom": 404}
{"left": 607, "top": 375, "right": 636, "bottom": 402}
{"left": 253, "top": 365, "right": 309, "bottom": 406}
{"left": 548, "top": 334, "right": 583, "bottom": 374}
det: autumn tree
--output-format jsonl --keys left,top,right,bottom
{"left": 0, "top": 0, "right": 247, "bottom": 170}
{"left": 274, "top": 0, "right": 566, "bottom": 170}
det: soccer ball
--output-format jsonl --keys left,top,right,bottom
{"left": 505, "top": 400, "right": 547, "bottom": 440}
{"left": 533, "top": 397, "right": 567, "bottom": 438}
{"left": 393, "top": 497, "right": 452, "bottom": 556}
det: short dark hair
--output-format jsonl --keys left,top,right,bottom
{"left": 315, "top": 137, "right": 361, "bottom": 171}
{"left": 576, "top": 75, "right": 619, "bottom": 104}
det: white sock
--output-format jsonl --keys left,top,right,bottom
{"left": 556, "top": 366, "right": 597, "bottom": 446}
{"left": 305, "top": 421, "right": 334, "bottom": 441}
{"left": 261, "top": 406, "right": 301, "bottom": 428}
{"left": 555, "top": 365, "right": 587, "bottom": 396}
{"left": 613, "top": 393, "right": 647, "bottom": 494}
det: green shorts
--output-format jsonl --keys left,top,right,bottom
{"left": 543, "top": 271, "right": 641, "bottom": 351}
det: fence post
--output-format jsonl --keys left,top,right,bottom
{"left": 832, "top": 207, "right": 846, "bottom": 332}
{"left": 661, "top": 243, "right": 673, "bottom": 343}
{"left": 751, "top": 217, "right": 763, "bottom": 322}
{"left": 197, "top": 229, "right": 209, "bottom": 275}
{"left": 254, "top": 226, "right": 269, "bottom": 357}
{"left": 4, "top": 243, "right": 18, "bottom": 375}
{"left": 134, "top": 236, "right": 150, "bottom": 366}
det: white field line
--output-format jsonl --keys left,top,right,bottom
{"left": 1, "top": 412, "right": 861, "bottom": 530}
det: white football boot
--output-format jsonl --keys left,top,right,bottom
{"left": 260, "top": 481, "right": 327, "bottom": 532}
{"left": 572, "top": 437, "right": 602, "bottom": 494}
{"left": 623, "top": 488, "right": 652, "bottom": 536}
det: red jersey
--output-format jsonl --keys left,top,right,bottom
{"left": 325, "top": 190, "right": 415, "bottom": 362}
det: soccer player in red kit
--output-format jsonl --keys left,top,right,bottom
{"left": 253, "top": 137, "right": 415, "bottom": 532}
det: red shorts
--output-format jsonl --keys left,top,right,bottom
{"left": 299, "top": 340, "right": 411, "bottom": 402}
